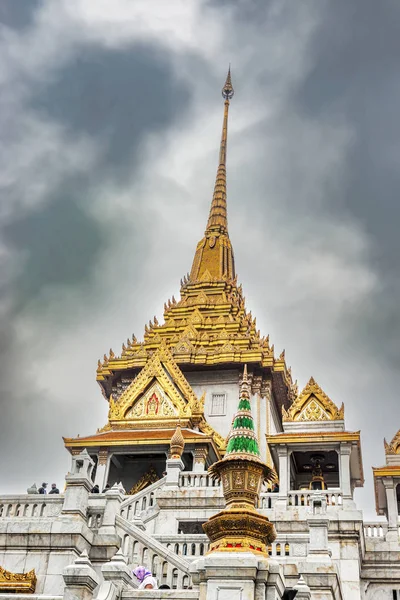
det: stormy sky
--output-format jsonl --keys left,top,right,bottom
{"left": 0, "top": 0, "right": 399, "bottom": 518}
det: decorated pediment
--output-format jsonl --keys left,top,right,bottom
{"left": 384, "top": 430, "right": 400, "bottom": 455}
{"left": 124, "top": 382, "right": 179, "bottom": 420}
{"left": 282, "top": 377, "right": 344, "bottom": 422}
{"left": 109, "top": 344, "right": 197, "bottom": 422}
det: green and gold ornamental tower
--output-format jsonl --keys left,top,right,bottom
{"left": 203, "top": 366, "right": 276, "bottom": 555}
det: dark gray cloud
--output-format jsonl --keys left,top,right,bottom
{"left": 32, "top": 44, "right": 190, "bottom": 175}
{"left": 0, "top": 0, "right": 42, "bottom": 30}
{"left": 0, "top": 0, "right": 399, "bottom": 520}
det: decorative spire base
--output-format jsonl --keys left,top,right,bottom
{"left": 203, "top": 506, "right": 275, "bottom": 555}
{"left": 203, "top": 366, "right": 276, "bottom": 556}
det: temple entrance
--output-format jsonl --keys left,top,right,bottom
{"left": 107, "top": 452, "right": 193, "bottom": 493}
{"left": 291, "top": 450, "right": 339, "bottom": 490}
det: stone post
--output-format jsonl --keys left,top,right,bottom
{"left": 307, "top": 493, "right": 331, "bottom": 562}
{"left": 63, "top": 550, "right": 99, "bottom": 600}
{"left": 98, "top": 482, "right": 126, "bottom": 537}
{"left": 62, "top": 449, "right": 95, "bottom": 518}
{"left": 193, "top": 446, "right": 208, "bottom": 473}
{"left": 339, "top": 443, "right": 352, "bottom": 499}
{"left": 293, "top": 575, "right": 311, "bottom": 600}
{"left": 383, "top": 477, "right": 399, "bottom": 541}
{"left": 276, "top": 445, "right": 289, "bottom": 508}
{"left": 101, "top": 548, "right": 134, "bottom": 591}
{"left": 165, "top": 458, "right": 184, "bottom": 487}
{"left": 191, "top": 554, "right": 285, "bottom": 600}
{"left": 94, "top": 450, "right": 110, "bottom": 490}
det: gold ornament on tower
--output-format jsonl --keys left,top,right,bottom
{"left": 203, "top": 364, "right": 276, "bottom": 555}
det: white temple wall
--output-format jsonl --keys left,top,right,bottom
{"left": 0, "top": 548, "right": 75, "bottom": 595}
{"left": 185, "top": 370, "right": 240, "bottom": 439}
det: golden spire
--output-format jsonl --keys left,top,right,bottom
{"left": 190, "top": 68, "right": 236, "bottom": 282}
{"left": 206, "top": 67, "right": 234, "bottom": 235}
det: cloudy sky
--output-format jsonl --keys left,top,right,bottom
{"left": 0, "top": 0, "right": 399, "bottom": 518}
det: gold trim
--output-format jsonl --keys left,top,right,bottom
{"left": 0, "top": 567, "right": 36, "bottom": 594}
{"left": 267, "top": 432, "right": 360, "bottom": 444}
{"left": 373, "top": 467, "right": 400, "bottom": 477}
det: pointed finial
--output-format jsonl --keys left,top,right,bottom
{"left": 240, "top": 364, "right": 251, "bottom": 400}
{"left": 170, "top": 423, "right": 185, "bottom": 459}
{"left": 222, "top": 66, "right": 234, "bottom": 100}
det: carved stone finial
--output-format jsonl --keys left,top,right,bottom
{"left": 170, "top": 424, "right": 185, "bottom": 459}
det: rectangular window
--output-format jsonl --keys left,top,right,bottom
{"left": 210, "top": 392, "right": 227, "bottom": 416}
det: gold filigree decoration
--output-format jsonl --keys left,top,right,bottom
{"left": 384, "top": 430, "right": 400, "bottom": 455}
{"left": 128, "top": 467, "right": 159, "bottom": 495}
{"left": 0, "top": 567, "right": 37, "bottom": 594}
{"left": 282, "top": 377, "right": 344, "bottom": 422}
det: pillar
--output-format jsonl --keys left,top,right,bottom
{"left": 307, "top": 493, "right": 331, "bottom": 562}
{"left": 193, "top": 446, "right": 208, "bottom": 473}
{"left": 275, "top": 445, "right": 289, "bottom": 507}
{"left": 339, "top": 443, "right": 352, "bottom": 503}
{"left": 383, "top": 477, "right": 399, "bottom": 541}
{"left": 62, "top": 449, "right": 95, "bottom": 518}
{"left": 190, "top": 554, "right": 285, "bottom": 600}
{"left": 63, "top": 550, "right": 99, "bottom": 600}
{"left": 99, "top": 482, "right": 125, "bottom": 537}
{"left": 101, "top": 548, "right": 133, "bottom": 590}
{"left": 94, "top": 450, "right": 110, "bottom": 490}
{"left": 165, "top": 458, "right": 184, "bottom": 487}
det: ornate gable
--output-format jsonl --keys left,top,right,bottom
{"left": 282, "top": 377, "right": 344, "bottom": 422}
{"left": 384, "top": 430, "right": 400, "bottom": 455}
{"left": 108, "top": 344, "right": 198, "bottom": 422}
{"left": 106, "top": 343, "right": 226, "bottom": 450}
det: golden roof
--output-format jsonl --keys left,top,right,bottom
{"left": 282, "top": 377, "right": 344, "bottom": 422}
{"left": 96, "top": 70, "right": 294, "bottom": 416}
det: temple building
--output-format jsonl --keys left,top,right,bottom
{"left": 1, "top": 70, "right": 400, "bottom": 600}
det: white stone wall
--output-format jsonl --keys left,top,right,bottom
{"left": 185, "top": 370, "right": 240, "bottom": 438}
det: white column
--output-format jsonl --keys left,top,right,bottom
{"left": 94, "top": 450, "right": 109, "bottom": 489}
{"left": 339, "top": 443, "right": 352, "bottom": 498}
{"left": 275, "top": 445, "right": 288, "bottom": 508}
{"left": 193, "top": 446, "right": 208, "bottom": 473}
{"left": 165, "top": 458, "right": 184, "bottom": 486}
{"left": 383, "top": 478, "right": 399, "bottom": 541}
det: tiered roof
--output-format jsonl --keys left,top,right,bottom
{"left": 96, "top": 70, "right": 295, "bottom": 415}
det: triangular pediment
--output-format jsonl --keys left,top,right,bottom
{"left": 108, "top": 344, "right": 198, "bottom": 422}
{"left": 124, "top": 381, "right": 180, "bottom": 420}
{"left": 282, "top": 377, "right": 344, "bottom": 422}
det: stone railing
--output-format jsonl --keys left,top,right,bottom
{"left": 363, "top": 522, "right": 388, "bottom": 539}
{"left": 287, "top": 490, "right": 343, "bottom": 508}
{"left": 179, "top": 472, "right": 220, "bottom": 488}
{"left": 258, "top": 492, "right": 278, "bottom": 509}
{"left": 121, "top": 591, "right": 198, "bottom": 599}
{"left": 120, "top": 477, "right": 166, "bottom": 520}
{"left": 116, "top": 515, "right": 191, "bottom": 589}
{"left": 154, "top": 535, "right": 209, "bottom": 559}
{"left": 0, "top": 495, "right": 63, "bottom": 519}
{"left": 87, "top": 495, "right": 106, "bottom": 529}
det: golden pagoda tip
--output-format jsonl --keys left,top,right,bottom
{"left": 222, "top": 66, "right": 234, "bottom": 100}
